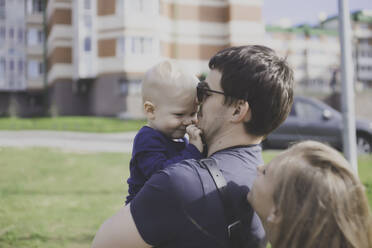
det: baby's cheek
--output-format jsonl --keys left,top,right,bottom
{"left": 168, "top": 119, "right": 183, "bottom": 129}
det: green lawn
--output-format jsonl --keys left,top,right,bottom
{"left": 0, "top": 148, "right": 371, "bottom": 248}
{"left": 0, "top": 117, "right": 146, "bottom": 133}
{"left": 0, "top": 147, "right": 129, "bottom": 248}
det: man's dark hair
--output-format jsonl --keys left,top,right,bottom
{"left": 209, "top": 45, "right": 294, "bottom": 136}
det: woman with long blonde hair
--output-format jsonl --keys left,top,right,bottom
{"left": 248, "top": 141, "right": 372, "bottom": 248}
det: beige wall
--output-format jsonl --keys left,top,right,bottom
{"left": 161, "top": 42, "right": 227, "bottom": 60}
{"left": 229, "top": 5, "right": 262, "bottom": 21}
{"left": 161, "top": 3, "right": 228, "bottom": 22}
{"left": 48, "top": 47, "right": 72, "bottom": 71}
{"left": 161, "top": 3, "right": 261, "bottom": 22}
{"left": 98, "top": 39, "right": 116, "bottom": 57}
{"left": 97, "top": 0, "right": 116, "bottom": 16}
{"left": 47, "top": 9, "right": 71, "bottom": 34}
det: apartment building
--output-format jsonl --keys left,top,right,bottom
{"left": 1, "top": 1, "right": 371, "bottom": 118}
{"left": 46, "top": 0, "right": 265, "bottom": 118}
{"left": 320, "top": 10, "right": 372, "bottom": 88}
{"left": 262, "top": 10, "right": 372, "bottom": 92}
{"left": 264, "top": 25, "right": 340, "bottom": 93}
{"left": 0, "top": 0, "right": 45, "bottom": 116}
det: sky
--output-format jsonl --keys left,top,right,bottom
{"left": 262, "top": 0, "right": 372, "bottom": 26}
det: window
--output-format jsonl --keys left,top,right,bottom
{"left": 129, "top": 80, "right": 142, "bottom": 95}
{"left": 117, "top": 37, "right": 125, "bottom": 57}
{"left": 126, "top": 0, "right": 158, "bottom": 15}
{"left": 17, "top": 28, "right": 23, "bottom": 43}
{"left": 9, "top": 77, "right": 14, "bottom": 87}
{"left": 84, "top": 0, "right": 91, "bottom": 9}
{"left": 27, "top": 28, "right": 43, "bottom": 45}
{"left": 131, "top": 37, "right": 140, "bottom": 54}
{"left": 27, "top": 0, "right": 44, "bottom": 14}
{"left": 39, "top": 62, "right": 44, "bottom": 74}
{"left": 118, "top": 78, "right": 128, "bottom": 96}
{"left": 28, "top": 60, "right": 43, "bottom": 78}
{"left": 84, "top": 37, "right": 91, "bottom": 51}
{"left": 0, "top": 26, "right": 5, "bottom": 44}
{"left": 0, "top": 0, "right": 5, "bottom": 20}
{"left": 116, "top": 0, "right": 123, "bottom": 15}
{"left": 359, "top": 23, "right": 369, "bottom": 30}
{"left": 131, "top": 36, "right": 153, "bottom": 55}
{"left": 143, "top": 38, "right": 152, "bottom": 54}
{"left": 27, "top": 29, "right": 37, "bottom": 45}
{"left": 33, "top": 0, "right": 43, "bottom": 13}
{"left": 38, "top": 30, "right": 44, "bottom": 43}
{"left": 9, "top": 59, "right": 14, "bottom": 71}
{"left": 9, "top": 28, "right": 14, "bottom": 40}
{"left": 130, "top": 0, "right": 143, "bottom": 12}
{"left": 118, "top": 36, "right": 155, "bottom": 56}
{"left": 84, "top": 14, "right": 92, "bottom": 28}
{"left": 0, "top": 58, "right": 5, "bottom": 79}
{"left": 143, "top": 0, "right": 158, "bottom": 14}
{"left": 18, "top": 59, "right": 23, "bottom": 73}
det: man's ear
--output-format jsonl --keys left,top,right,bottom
{"left": 231, "top": 100, "right": 251, "bottom": 123}
{"left": 266, "top": 205, "right": 281, "bottom": 224}
{"left": 144, "top": 101, "right": 155, "bottom": 120}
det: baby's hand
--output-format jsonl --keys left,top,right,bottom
{"left": 186, "top": 124, "right": 203, "bottom": 153}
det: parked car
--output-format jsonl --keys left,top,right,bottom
{"left": 263, "top": 96, "right": 372, "bottom": 154}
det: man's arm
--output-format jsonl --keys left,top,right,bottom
{"left": 91, "top": 204, "right": 151, "bottom": 248}
{"left": 136, "top": 145, "right": 202, "bottom": 179}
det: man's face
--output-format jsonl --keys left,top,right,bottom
{"left": 196, "top": 70, "right": 229, "bottom": 144}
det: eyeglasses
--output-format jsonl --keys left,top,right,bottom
{"left": 197, "top": 81, "right": 225, "bottom": 102}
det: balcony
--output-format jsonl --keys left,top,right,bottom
{"left": 27, "top": 77, "right": 44, "bottom": 90}
{"left": 26, "top": 13, "right": 43, "bottom": 25}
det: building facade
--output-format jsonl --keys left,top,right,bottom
{"left": 264, "top": 25, "right": 340, "bottom": 93}
{"left": 263, "top": 10, "right": 372, "bottom": 93}
{"left": 320, "top": 10, "right": 372, "bottom": 89}
{"left": 2, "top": 1, "right": 370, "bottom": 118}
{"left": 45, "top": 0, "right": 265, "bottom": 118}
{"left": 0, "top": 0, "right": 45, "bottom": 117}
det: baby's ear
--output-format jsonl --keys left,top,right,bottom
{"left": 144, "top": 101, "right": 155, "bottom": 120}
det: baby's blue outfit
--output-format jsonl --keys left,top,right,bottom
{"left": 125, "top": 126, "right": 203, "bottom": 204}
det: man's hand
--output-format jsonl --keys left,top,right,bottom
{"left": 186, "top": 124, "right": 203, "bottom": 153}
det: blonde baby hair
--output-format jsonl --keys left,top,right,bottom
{"left": 142, "top": 60, "right": 198, "bottom": 104}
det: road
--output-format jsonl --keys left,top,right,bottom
{"left": 0, "top": 131, "right": 136, "bottom": 153}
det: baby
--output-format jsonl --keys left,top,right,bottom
{"left": 125, "top": 60, "right": 204, "bottom": 204}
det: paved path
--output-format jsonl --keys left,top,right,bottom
{"left": 0, "top": 131, "right": 136, "bottom": 153}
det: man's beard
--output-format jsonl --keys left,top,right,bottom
{"left": 197, "top": 103, "right": 204, "bottom": 119}
{"left": 196, "top": 103, "right": 207, "bottom": 146}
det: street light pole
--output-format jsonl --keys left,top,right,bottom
{"left": 338, "top": 0, "right": 358, "bottom": 174}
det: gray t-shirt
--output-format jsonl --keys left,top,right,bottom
{"left": 130, "top": 145, "right": 265, "bottom": 248}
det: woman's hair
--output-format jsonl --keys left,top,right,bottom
{"left": 271, "top": 141, "right": 372, "bottom": 248}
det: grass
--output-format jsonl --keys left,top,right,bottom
{"left": 0, "top": 117, "right": 146, "bottom": 133}
{"left": 0, "top": 148, "right": 371, "bottom": 248}
{"left": 0, "top": 147, "right": 129, "bottom": 248}
{"left": 359, "top": 154, "right": 372, "bottom": 207}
